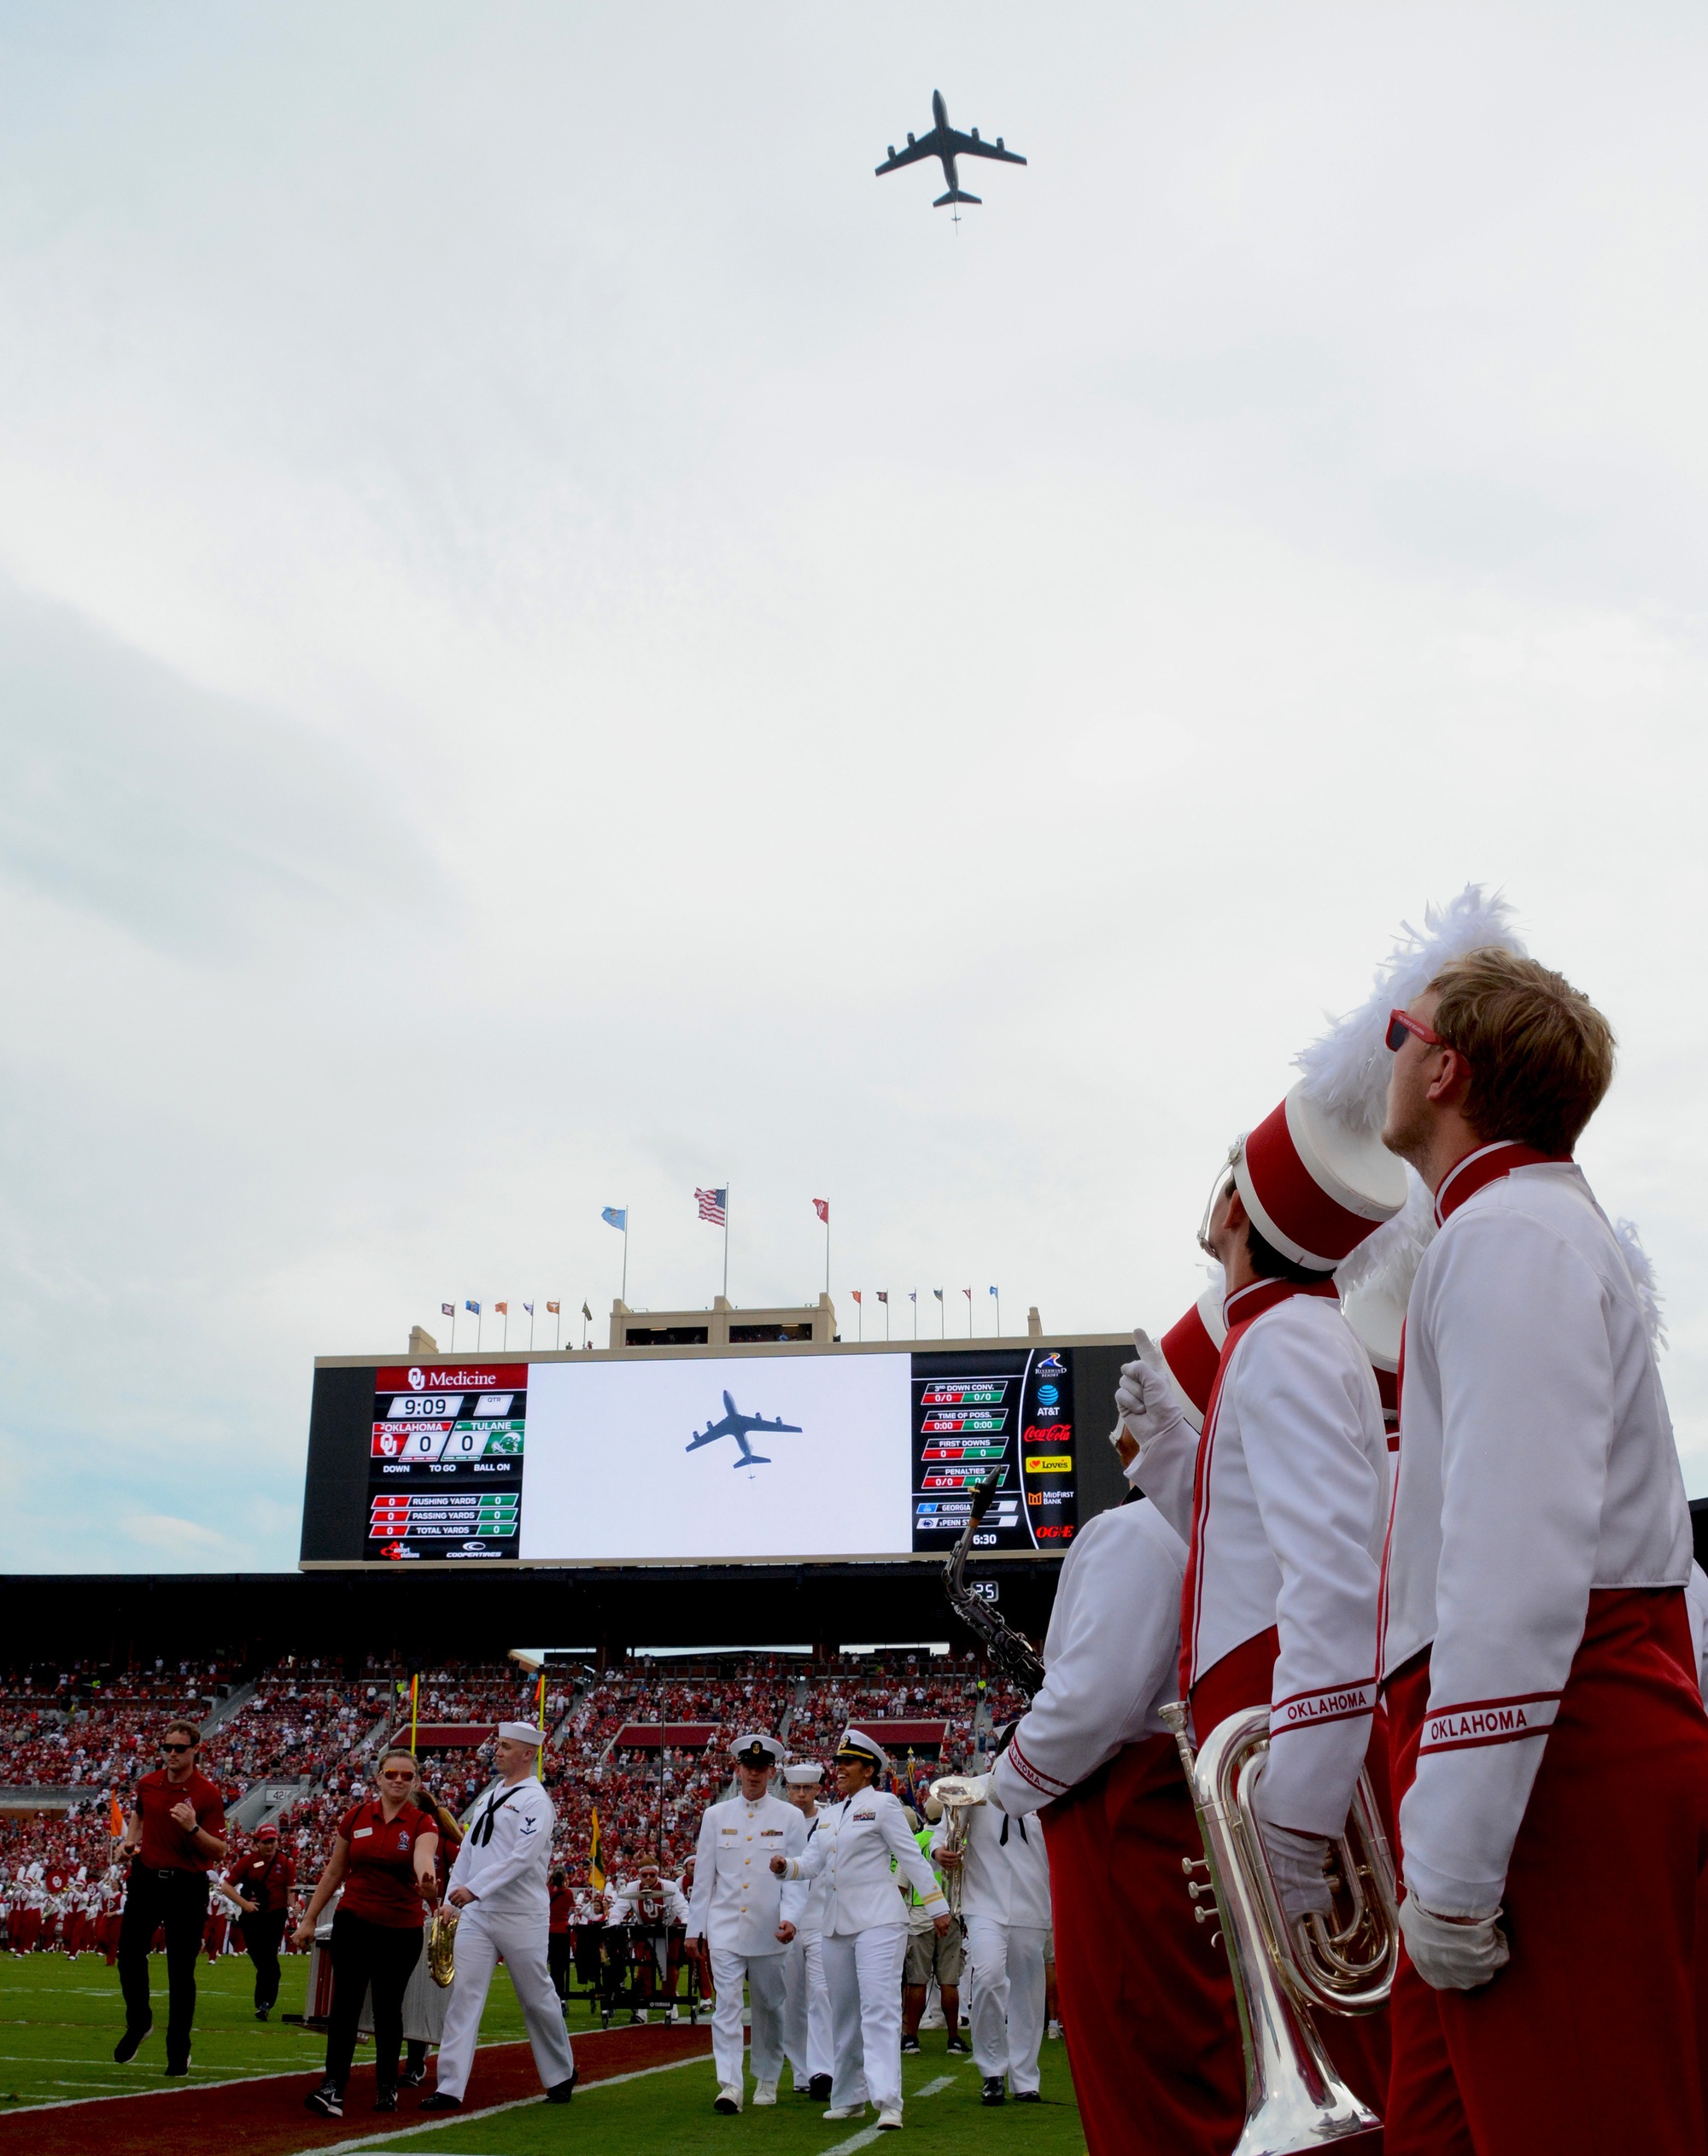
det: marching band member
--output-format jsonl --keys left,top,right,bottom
{"left": 772, "top": 1729, "right": 951, "bottom": 2132}
{"left": 687, "top": 1733, "right": 805, "bottom": 2112}
{"left": 779, "top": 1762, "right": 834, "bottom": 2100}
{"left": 606, "top": 1855, "right": 691, "bottom": 2023}
{"left": 929, "top": 1762, "right": 1050, "bottom": 2106}
{"left": 987, "top": 1456, "right": 1241, "bottom": 2153}
{"left": 1378, "top": 942, "right": 1708, "bottom": 2153}
{"left": 422, "top": 1724, "right": 577, "bottom": 2114}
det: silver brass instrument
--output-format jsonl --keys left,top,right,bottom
{"left": 1160, "top": 1701, "right": 1397, "bottom": 2154}
{"left": 927, "top": 1774, "right": 987, "bottom": 1914}
{"left": 425, "top": 1904, "right": 459, "bottom": 1988}
{"left": 940, "top": 1468, "right": 1046, "bottom": 1697}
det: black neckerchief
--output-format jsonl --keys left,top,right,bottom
{"left": 472, "top": 1783, "right": 525, "bottom": 1848}
{"left": 998, "top": 1816, "right": 1028, "bottom": 1847}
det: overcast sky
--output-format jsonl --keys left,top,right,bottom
{"left": 3, "top": 2, "right": 1706, "bottom": 1573}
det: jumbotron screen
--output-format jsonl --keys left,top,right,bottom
{"left": 301, "top": 1341, "right": 1125, "bottom": 1568}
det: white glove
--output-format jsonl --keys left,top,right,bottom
{"left": 1258, "top": 1820, "right": 1334, "bottom": 1921}
{"left": 1398, "top": 1892, "right": 1509, "bottom": 1992}
{"left": 1114, "top": 1329, "right": 1192, "bottom": 1452}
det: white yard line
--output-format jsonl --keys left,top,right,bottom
{"left": 313, "top": 2048, "right": 712, "bottom": 2154}
{"left": 820, "top": 2070, "right": 962, "bottom": 2154}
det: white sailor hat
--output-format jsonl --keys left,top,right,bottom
{"left": 782, "top": 1762, "right": 824, "bottom": 1785}
{"left": 835, "top": 1728, "right": 889, "bottom": 1773}
{"left": 730, "top": 1732, "right": 783, "bottom": 1768}
{"left": 496, "top": 1721, "right": 547, "bottom": 1745}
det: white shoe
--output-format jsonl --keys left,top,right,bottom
{"left": 877, "top": 2106, "right": 904, "bottom": 2130}
{"left": 1046, "top": 2019, "right": 1062, "bottom": 2039}
{"left": 752, "top": 2080, "right": 777, "bottom": 2106}
{"left": 713, "top": 2084, "right": 742, "bottom": 2113}
{"left": 824, "top": 2104, "right": 866, "bottom": 2120}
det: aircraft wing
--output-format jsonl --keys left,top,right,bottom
{"left": 748, "top": 1415, "right": 803, "bottom": 1434}
{"left": 875, "top": 130, "right": 943, "bottom": 176}
{"left": 946, "top": 131, "right": 1027, "bottom": 166}
{"left": 687, "top": 1416, "right": 737, "bottom": 1451}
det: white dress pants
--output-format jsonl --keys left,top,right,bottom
{"left": 782, "top": 1931, "right": 831, "bottom": 2083}
{"left": 433, "top": 1907, "right": 576, "bottom": 2101}
{"left": 962, "top": 1916, "right": 1048, "bottom": 2095}
{"left": 824, "top": 1923, "right": 908, "bottom": 2113}
{"left": 709, "top": 1944, "right": 788, "bottom": 2089}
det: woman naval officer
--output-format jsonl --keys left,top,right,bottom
{"left": 771, "top": 1729, "right": 951, "bottom": 2131}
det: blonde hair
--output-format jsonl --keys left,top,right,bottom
{"left": 1429, "top": 947, "right": 1616, "bottom": 1156}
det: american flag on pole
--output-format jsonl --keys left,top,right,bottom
{"left": 696, "top": 1187, "right": 728, "bottom": 1225}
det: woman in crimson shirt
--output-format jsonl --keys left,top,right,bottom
{"left": 294, "top": 1750, "right": 439, "bottom": 2119}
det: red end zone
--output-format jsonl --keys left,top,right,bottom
{"left": 0, "top": 2020, "right": 712, "bottom": 2156}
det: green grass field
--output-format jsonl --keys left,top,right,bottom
{"left": 0, "top": 1954, "right": 1087, "bottom": 2153}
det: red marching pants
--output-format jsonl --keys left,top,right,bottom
{"left": 1384, "top": 1586, "right": 1708, "bottom": 2156}
{"left": 1042, "top": 1733, "right": 1243, "bottom": 2156}
{"left": 1191, "top": 1628, "right": 1394, "bottom": 2122}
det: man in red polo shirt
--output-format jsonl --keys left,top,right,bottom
{"left": 114, "top": 1719, "right": 227, "bottom": 2076}
{"left": 226, "top": 1824, "right": 295, "bottom": 2020}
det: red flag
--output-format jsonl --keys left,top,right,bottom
{"left": 108, "top": 1793, "right": 124, "bottom": 1837}
{"left": 851, "top": 1290, "right": 863, "bottom": 1305}
{"left": 813, "top": 1199, "right": 829, "bottom": 1224}
{"left": 494, "top": 1301, "right": 508, "bottom": 1315}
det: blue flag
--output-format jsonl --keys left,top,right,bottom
{"left": 465, "top": 1299, "right": 481, "bottom": 1315}
{"left": 601, "top": 1207, "right": 627, "bottom": 1231}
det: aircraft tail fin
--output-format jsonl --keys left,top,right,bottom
{"left": 737, "top": 1452, "right": 770, "bottom": 1468}
{"left": 933, "top": 188, "right": 982, "bottom": 207}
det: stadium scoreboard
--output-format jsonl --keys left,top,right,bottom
{"left": 301, "top": 1337, "right": 1130, "bottom": 1569}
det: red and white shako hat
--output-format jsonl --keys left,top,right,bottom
{"left": 1157, "top": 1286, "right": 1226, "bottom": 1432}
{"left": 1340, "top": 1276, "right": 1401, "bottom": 1432}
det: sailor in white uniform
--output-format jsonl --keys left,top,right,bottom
{"left": 421, "top": 1724, "right": 577, "bottom": 2112}
{"left": 773, "top": 1729, "right": 951, "bottom": 2132}
{"left": 779, "top": 1762, "right": 833, "bottom": 2099}
{"left": 930, "top": 1764, "right": 1050, "bottom": 2106}
{"left": 687, "top": 1732, "right": 806, "bottom": 2113}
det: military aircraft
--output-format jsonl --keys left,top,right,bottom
{"left": 685, "top": 1391, "right": 803, "bottom": 1469}
{"left": 875, "top": 89, "right": 1027, "bottom": 210}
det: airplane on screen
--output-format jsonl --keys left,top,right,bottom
{"left": 686, "top": 1391, "right": 803, "bottom": 1469}
{"left": 875, "top": 89, "right": 1027, "bottom": 211}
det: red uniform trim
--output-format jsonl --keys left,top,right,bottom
{"left": 1159, "top": 1300, "right": 1221, "bottom": 1421}
{"left": 1431, "top": 1141, "right": 1570, "bottom": 1227}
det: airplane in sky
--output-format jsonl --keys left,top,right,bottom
{"left": 875, "top": 90, "right": 1027, "bottom": 211}
{"left": 685, "top": 1391, "right": 803, "bottom": 1469}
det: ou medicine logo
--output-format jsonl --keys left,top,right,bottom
{"left": 407, "top": 1368, "right": 425, "bottom": 1390}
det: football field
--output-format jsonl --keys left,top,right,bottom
{"left": 0, "top": 1954, "right": 1087, "bottom": 2154}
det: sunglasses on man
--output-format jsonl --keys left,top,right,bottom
{"left": 1386, "top": 1008, "right": 1449, "bottom": 1053}
{"left": 161, "top": 1741, "right": 196, "bottom": 1754}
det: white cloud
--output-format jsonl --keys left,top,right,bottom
{"left": 1, "top": 1, "right": 1706, "bottom": 1567}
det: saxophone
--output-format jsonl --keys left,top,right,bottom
{"left": 940, "top": 1469, "right": 1046, "bottom": 1697}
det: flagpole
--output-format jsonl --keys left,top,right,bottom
{"left": 450, "top": 1305, "right": 457, "bottom": 1353}
{"left": 553, "top": 1306, "right": 561, "bottom": 1350}
{"left": 529, "top": 1306, "right": 535, "bottom": 1350}
{"left": 825, "top": 1211, "right": 831, "bottom": 1297}
{"left": 410, "top": 1674, "right": 418, "bottom": 1755}
{"left": 623, "top": 1214, "right": 629, "bottom": 1306}
{"left": 722, "top": 1187, "right": 730, "bottom": 1303}
{"left": 477, "top": 1306, "right": 483, "bottom": 1352}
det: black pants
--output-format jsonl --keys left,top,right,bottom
{"left": 239, "top": 1908, "right": 288, "bottom": 2011}
{"left": 118, "top": 1864, "right": 209, "bottom": 2065}
{"left": 572, "top": 1925, "right": 602, "bottom": 1986}
{"left": 325, "top": 1909, "right": 422, "bottom": 2095}
{"left": 548, "top": 1932, "right": 572, "bottom": 2001}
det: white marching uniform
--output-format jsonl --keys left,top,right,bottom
{"left": 781, "top": 1812, "right": 832, "bottom": 2087}
{"left": 434, "top": 1776, "right": 576, "bottom": 2102}
{"left": 687, "top": 1792, "right": 806, "bottom": 2094}
{"left": 930, "top": 1800, "right": 1050, "bottom": 2095}
{"left": 1382, "top": 1154, "right": 1693, "bottom": 1912}
{"left": 785, "top": 1788, "right": 947, "bottom": 2117}
{"left": 991, "top": 1497, "right": 1188, "bottom": 1814}
{"left": 1142, "top": 1284, "right": 1389, "bottom": 1836}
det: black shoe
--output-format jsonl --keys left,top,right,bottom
{"left": 713, "top": 2091, "right": 740, "bottom": 2115}
{"left": 113, "top": 2016, "right": 153, "bottom": 2064}
{"left": 945, "top": 2036, "right": 970, "bottom": 2054}
{"left": 900, "top": 2036, "right": 921, "bottom": 2054}
{"left": 808, "top": 2075, "right": 834, "bottom": 2101}
{"left": 373, "top": 2086, "right": 399, "bottom": 2112}
{"left": 981, "top": 2077, "right": 1006, "bottom": 2106}
{"left": 1014, "top": 2089, "right": 1042, "bottom": 2102}
{"left": 546, "top": 2071, "right": 577, "bottom": 2104}
{"left": 255, "top": 2005, "right": 271, "bottom": 2021}
{"left": 304, "top": 2082, "right": 343, "bottom": 2118}
{"left": 400, "top": 2063, "right": 427, "bottom": 2087}
{"left": 165, "top": 2058, "right": 190, "bottom": 2078}
{"left": 419, "top": 2090, "right": 463, "bottom": 2112}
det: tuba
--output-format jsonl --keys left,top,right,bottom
{"left": 927, "top": 1774, "right": 986, "bottom": 1915}
{"left": 1160, "top": 1701, "right": 1397, "bottom": 2154}
{"left": 425, "top": 1905, "right": 459, "bottom": 1988}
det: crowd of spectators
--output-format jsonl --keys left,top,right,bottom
{"left": 0, "top": 1646, "right": 1017, "bottom": 1925}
